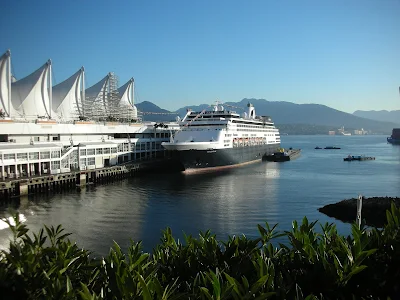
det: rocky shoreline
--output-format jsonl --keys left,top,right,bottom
{"left": 318, "top": 196, "right": 400, "bottom": 227}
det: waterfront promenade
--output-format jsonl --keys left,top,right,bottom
{"left": 0, "top": 157, "right": 178, "bottom": 200}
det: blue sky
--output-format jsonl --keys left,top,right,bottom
{"left": 1, "top": 0, "right": 399, "bottom": 113}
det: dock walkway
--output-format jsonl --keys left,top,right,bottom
{"left": 0, "top": 158, "right": 177, "bottom": 200}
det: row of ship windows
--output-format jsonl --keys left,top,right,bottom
{"left": 236, "top": 124, "right": 273, "bottom": 128}
{"left": 233, "top": 134, "right": 277, "bottom": 137}
{"left": 232, "top": 141, "right": 268, "bottom": 148}
{"left": 230, "top": 127, "right": 276, "bottom": 131}
{"left": 183, "top": 128, "right": 277, "bottom": 133}
{"left": 182, "top": 128, "right": 223, "bottom": 131}
{"left": 233, "top": 129, "right": 279, "bottom": 136}
{"left": 236, "top": 129, "right": 278, "bottom": 132}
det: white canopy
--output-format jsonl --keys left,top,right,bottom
{"left": 11, "top": 60, "right": 52, "bottom": 120}
{"left": 0, "top": 50, "right": 16, "bottom": 118}
{"left": 52, "top": 67, "right": 84, "bottom": 121}
{"left": 118, "top": 78, "right": 137, "bottom": 119}
{"left": 118, "top": 78, "right": 134, "bottom": 106}
{"left": 85, "top": 74, "right": 110, "bottom": 118}
{"left": 0, "top": 50, "right": 139, "bottom": 121}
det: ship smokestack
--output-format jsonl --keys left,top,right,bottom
{"left": 247, "top": 102, "right": 255, "bottom": 119}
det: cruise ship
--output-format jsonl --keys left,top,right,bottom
{"left": 0, "top": 50, "right": 178, "bottom": 181}
{"left": 162, "top": 102, "right": 281, "bottom": 171}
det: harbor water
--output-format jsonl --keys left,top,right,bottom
{"left": 0, "top": 135, "right": 399, "bottom": 256}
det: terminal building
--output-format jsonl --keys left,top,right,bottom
{"left": 0, "top": 50, "right": 178, "bottom": 180}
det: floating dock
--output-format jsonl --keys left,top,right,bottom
{"left": 263, "top": 148, "right": 301, "bottom": 162}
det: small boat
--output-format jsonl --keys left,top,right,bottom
{"left": 387, "top": 128, "right": 400, "bottom": 145}
{"left": 263, "top": 148, "right": 301, "bottom": 162}
{"left": 315, "top": 146, "right": 322, "bottom": 149}
{"left": 344, "top": 155, "right": 375, "bottom": 161}
{"left": 324, "top": 146, "right": 341, "bottom": 150}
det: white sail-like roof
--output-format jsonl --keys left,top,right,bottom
{"left": 0, "top": 50, "right": 16, "bottom": 118}
{"left": 52, "top": 67, "right": 84, "bottom": 121}
{"left": 11, "top": 60, "right": 52, "bottom": 120}
{"left": 118, "top": 78, "right": 134, "bottom": 106}
{"left": 85, "top": 74, "right": 110, "bottom": 118}
{"left": 118, "top": 78, "right": 137, "bottom": 119}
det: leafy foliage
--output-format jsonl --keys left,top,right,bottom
{"left": 1, "top": 204, "right": 400, "bottom": 299}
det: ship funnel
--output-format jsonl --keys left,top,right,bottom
{"left": 247, "top": 102, "right": 255, "bottom": 119}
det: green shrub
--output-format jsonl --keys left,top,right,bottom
{"left": 1, "top": 203, "right": 400, "bottom": 299}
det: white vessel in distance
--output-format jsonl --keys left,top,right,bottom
{"left": 162, "top": 102, "right": 281, "bottom": 171}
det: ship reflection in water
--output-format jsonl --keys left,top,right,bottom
{"left": 142, "top": 162, "right": 281, "bottom": 244}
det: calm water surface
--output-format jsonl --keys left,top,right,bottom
{"left": 1, "top": 135, "right": 399, "bottom": 255}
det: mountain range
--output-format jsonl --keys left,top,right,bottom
{"left": 136, "top": 99, "right": 399, "bottom": 134}
{"left": 353, "top": 110, "right": 400, "bottom": 124}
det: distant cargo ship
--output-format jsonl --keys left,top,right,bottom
{"left": 387, "top": 128, "right": 400, "bottom": 145}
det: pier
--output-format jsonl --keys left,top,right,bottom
{"left": 0, "top": 158, "right": 179, "bottom": 200}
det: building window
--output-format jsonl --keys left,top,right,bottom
{"left": 51, "top": 151, "right": 60, "bottom": 158}
{"left": 4, "top": 153, "right": 15, "bottom": 160}
{"left": 104, "top": 148, "right": 110, "bottom": 154}
{"left": 34, "top": 137, "right": 40, "bottom": 142}
{"left": 87, "top": 149, "right": 95, "bottom": 155}
{"left": 40, "top": 152, "right": 50, "bottom": 159}
{"left": 80, "top": 149, "right": 86, "bottom": 156}
{"left": 29, "top": 152, "right": 39, "bottom": 160}
{"left": 61, "top": 158, "right": 69, "bottom": 168}
{"left": 51, "top": 161, "right": 60, "bottom": 170}
{"left": 96, "top": 148, "right": 103, "bottom": 155}
{"left": 87, "top": 157, "right": 95, "bottom": 165}
{"left": 17, "top": 153, "right": 28, "bottom": 160}
{"left": 111, "top": 147, "right": 117, "bottom": 154}
{"left": 80, "top": 158, "right": 86, "bottom": 166}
